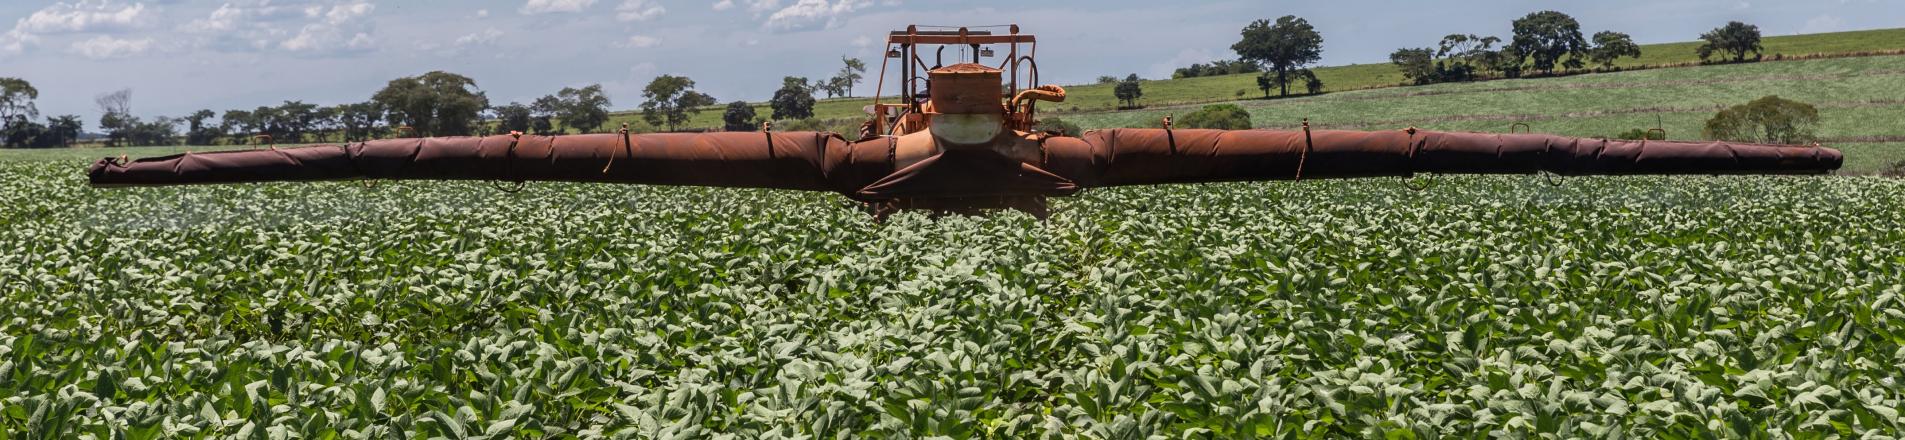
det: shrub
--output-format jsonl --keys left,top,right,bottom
{"left": 1882, "top": 160, "right": 1905, "bottom": 178}
{"left": 1613, "top": 128, "right": 1665, "bottom": 140}
{"left": 1031, "top": 117, "right": 1082, "bottom": 136}
{"left": 1703, "top": 95, "right": 1818, "bottom": 145}
{"left": 1177, "top": 104, "right": 1253, "bottom": 130}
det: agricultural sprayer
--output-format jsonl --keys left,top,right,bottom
{"left": 90, "top": 25, "right": 1842, "bottom": 217}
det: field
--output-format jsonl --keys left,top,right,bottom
{"left": 603, "top": 27, "right": 1905, "bottom": 132}
{"left": 4, "top": 144, "right": 1905, "bottom": 436}
{"left": 1070, "top": 54, "right": 1905, "bottom": 174}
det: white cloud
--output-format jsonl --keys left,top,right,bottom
{"left": 1802, "top": 14, "right": 1845, "bottom": 34}
{"left": 850, "top": 35, "right": 871, "bottom": 48}
{"left": 745, "top": 0, "right": 782, "bottom": 13}
{"left": 278, "top": 1, "right": 377, "bottom": 53}
{"left": 2, "top": 29, "right": 41, "bottom": 55}
{"left": 763, "top": 0, "right": 878, "bottom": 32}
{"left": 69, "top": 35, "right": 153, "bottom": 59}
{"left": 712, "top": 0, "right": 735, "bottom": 11}
{"left": 457, "top": 29, "right": 506, "bottom": 46}
{"left": 520, "top": 0, "right": 598, "bottom": 15}
{"left": 620, "top": 35, "right": 661, "bottom": 48}
{"left": 476, "top": 9, "right": 490, "bottom": 18}
{"left": 616, "top": 0, "right": 666, "bottom": 21}
{"left": 15, "top": 1, "right": 152, "bottom": 34}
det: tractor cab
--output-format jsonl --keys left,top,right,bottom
{"left": 866, "top": 25, "right": 1048, "bottom": 138}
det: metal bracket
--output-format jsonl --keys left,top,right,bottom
{"left": 1509, "top": 122, "right": 1530, "bottom": 134}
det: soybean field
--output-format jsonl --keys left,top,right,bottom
{"left": 2, "top": 149, "right": 1903, "bottom": 437}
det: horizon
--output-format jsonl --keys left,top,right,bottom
{"left": 3, "top": 0, "right": 1901, "bottom": 124}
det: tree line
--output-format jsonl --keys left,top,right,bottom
{"left": 1120, "top": 14, "right": 1328, "bottom": 108}
{"left": 1388, "top": 13, "right": 1766, "bottom": 86}
{"left": 0, "top": 55, "right": 871, "bottom": 148}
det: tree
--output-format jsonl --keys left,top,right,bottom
{"left": 277, "top": 101, "right": 319, "bottom": 142}
{"left": 637, "top": 76, "right": 715, "bottom": 132}
{"left": 831, "top": 56, "right": 866, "bottom": 98}
{"left": 127, "top": 117, "right": 178, "bottom": 146}
{"left": 1177, "top": 104, "right": 1252, "bottom": 129}
{"left": 1232, "top": 15, "right": 1324, "bottom": 97}
{"left": 1587, "top": 31, "right": 1641, "bottom": 69}
{"left": 770, "top": 77, "right": 815, "bottom": 121}
{"left": 1697, "top": 21, "right": 1763, "bottom": 63}
{"left": 371, "top": 71, "right": 490, "bottom": 136}
{"left": 1303, "top": 70, "right": 1325, "bottom": 95}
{"left": 43, "top": 115, "right": 82, "bottom": 147}
{"left": 722, "top": 101, "right": 758, "bottom": 132}
{"left": 1703, "top": 95, "right": 1818, "bottom": 145}
{"left": 0, "top": 78, "right": 37, "bottom": 122}
{"left": 493, "top": 102, "right": 533, "bottom": 134}
{"left": 1389, "top": 48, "right": 1436, "bottom": 85}
{"left": 530, "top": 96, "right": 563, "bottom": 135}
{"left": 221, "top": 109, "right": 255, "bottom": 144}
{"left": 1113, "top": 74, "right": 1143, "bottom": 108}
{"left": 333, "top": 102, "right": 383, "bottom": 141}
{"left": 96, "top": 89, "right": 134, "bottom": 146}
{"left": 556, "top": 84, "right": 613, "bottom": 133}
{"left": 1510, "top": 11, "right": 1588, "bottom": 75}
{"left": 1094, "top": 76, "right": 1120, "bottom": 85}
{"left": 184, "top": 109, "right": 222, "bottom": 145}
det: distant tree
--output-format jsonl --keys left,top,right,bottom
{"left": 42, "top": 115, "right": 82, "bottom": 147}
{"left": 1177, "top": 104, "right": 1252, "bottom": 129}
{"left": 0, "top": 78, "right": 37, "bottom": 123}
{"left": 183, "top": 109, "right": 222, "bottom": 145}
{"left": 1510, "top": 11, "right": 1588, "bottom": 75}
{"left": 1113, "top": 74, "right": 1143, "bottom": 108}
{"left": 637, "top": 76, "right": 714, "bottom": 132}
{"left": 96, "top": 89, "right": 134, "bottom": 146}
{"left": 722, "top": 101, "right": 758, "bottom": 132}
{"left": 1587, "top": 31, "right": 1641, "bottom": 69}
{"left": 556, "top": 84, "right": 614, "bottom": 133}
{"left": 1232, "top": 15, "right": 1324, "bottom": 97}
{"left": 1303, "top": 69, "right": 1325, "bottom": 95}
{"left": 2, "top": 116, "right": 39, "bottom": 147}
{"left": 277, "top": 101, "right": 320, "bottom": 142}
{"left": 493, "top": 102, "right": 533, "bottom": 134}
{"left": 770, "top": 76, "right": 816, "bottom": 120}
{"left": 1697, "top": 21, "right": 1763, "bottom": 63}
{"left": 530, "top": 96, "right": 562, "bottom": 135}
{"left": 1031, "top": 117, "right": 1082, "bottom": 136}
{"left": 371, "top": 71, "right": 490, "bottom": 136}
{"left": 1703, "top": 95, "right": 1818, "bottom": 145}
{"left": 127, "top": 117, "right": 178, "bottom": 146}
{"left": 220, "top": 109, "right": 254, "bottom": 144}
{"left": 1389, "top": 47, "right": 1436, "bottom": 85}
{"left": 830, "top": 56, "right": 866, "bottom": 98}
{"left": 1172, "top": 59, "right": 1262, "bottom": 79}
{"left": 333, "top": 102, "right": 383, "bottom": 141}
{"left": 1094, "top": 76, "right": 1120, "bottom": 85}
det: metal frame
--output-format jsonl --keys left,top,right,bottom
{"left": 870, "top": 24, "right": 1036, "bottom": 137}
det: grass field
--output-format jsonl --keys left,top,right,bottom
{"left": 606, "top": 27, "right": 1905, "bottom": 132}
{"left": 1066, "top": 54, "right": 1905, "bottom": 174}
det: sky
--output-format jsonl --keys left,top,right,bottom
{"left": 1, "top": 0, "right": 1900, "bottom": 124}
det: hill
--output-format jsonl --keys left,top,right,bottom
{"left": 1069, "top": 54, "right": 1905, "bottom": 173}
{"left": 606, "top": 27, "right": 1905, "bottom": 133}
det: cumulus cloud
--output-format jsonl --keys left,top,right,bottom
{"left": 520, "top": 0, "right": 598, "bottom": 15}
{"left": 278, "top": 1, "right": 377, "bottom": 53}
{"left": 14, "top": 1, "right": 152, "bottom": 34}
{"left": 712, "top": 0, "right": 735, "bottom": 11}
{"left": 620, "top": 35, "right": 661, "bottom": 48}
{"left": 69, "top": 35, "right": 153, "bottom": 59}
{"left": 763, "top": 0, "right": 877, "bottom": 32}
{"left": 476, "top": 9, "right": 490, "bottom": 18}
{"left": 616, "top": 0, "right": 666, "bottom": 21}
{"left": 179, "top": 1, "right": 378, "bottom": 55}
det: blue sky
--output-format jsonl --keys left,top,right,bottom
{"left": 2, "top": 0, "right": 1899, "bottom": 123}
